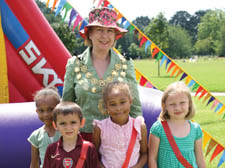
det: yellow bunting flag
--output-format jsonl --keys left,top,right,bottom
{"left": 202, "top": 131, "right": 211, "bottom": 149}
{"left": 217, "top": 105, "right": 225, "bottom": 115}
{"left": 185, "top": 75, "right": 192, "bottom": 85}
{"left": 135, "top": 69, "right": 141, "bottom": 81}
{"left": 46, "top": 0, "right": 50, "bottom": 7}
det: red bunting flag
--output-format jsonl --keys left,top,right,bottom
{"left": 195, "top": 86, "right": 203, "bottom": 97}
{"left": 103, "top": 0, "right": 109, "bottom": 7}
{"left": 152, "top": 47, "right": 160, "bottom": 58}
{"left": 199, "top": 90, "right": 208, "bottom": 100}
{"left": 210, "top": 145, "right": 224, "bottom": 162}
{"left": 140, "top": 76, "right": 147, "bottom": 86}
{"left": 140, "top": 36, "right": 147, "bottom": 47}
{"left": 167, "top": 62, "right": 175, "bottom": 73}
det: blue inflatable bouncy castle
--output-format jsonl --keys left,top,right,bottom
{"left": 0, "top": 86, "right": 162, "bottom": 167}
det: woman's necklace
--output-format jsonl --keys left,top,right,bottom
{"left": 74, "top": 55, "right": 128, "bottom": 94}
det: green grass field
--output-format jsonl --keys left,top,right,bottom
{"left": 134, "top": 57, "right": 225, "bottom": 92}
{"left": 134, "top": 57, "right": 225, "bottom": 168}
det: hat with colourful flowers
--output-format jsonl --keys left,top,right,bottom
{"left": 79, "top": 7, "right": 127, "bottom": 40}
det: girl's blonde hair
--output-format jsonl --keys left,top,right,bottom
{"left": 159, "top": 81, "right": 195, "bottom": 120}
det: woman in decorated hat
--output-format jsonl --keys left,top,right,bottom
{"left": 62, "top": 7, "right": 142, "bottom": 142}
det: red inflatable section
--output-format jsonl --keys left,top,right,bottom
{"left": 5, "top": 0, "right": 71, "bottom": 80}
{"left": 5, "top": 36, "right": 42, "bottom": 102}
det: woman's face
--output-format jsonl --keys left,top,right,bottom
{"left": 89, "top": 26, "right": 116, "bottom": 52}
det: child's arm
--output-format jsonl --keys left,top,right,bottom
{"left": 148, "top": 134, "right": 160, "bottom": 168}
{"left": 195, "top": 138, "right": 206, "bottom": 168}
{"left": 30, "top": 145, "right": 40, "bottom": 168}
{"left": 92, "top": 125, "right": 105, "bottom": 168}
{"left": 131, "top": 123, "right": 148, "bottom": 168}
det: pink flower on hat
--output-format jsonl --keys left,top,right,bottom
{"left": 79, "top": 7, "right": 127, "bottom": 40}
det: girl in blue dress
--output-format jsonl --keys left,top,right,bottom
{"left": 148, "top": 81, "right": 206, "bottom": 168}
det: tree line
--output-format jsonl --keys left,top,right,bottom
{"left": 36, "top": 0, "right": 225, "bottom": 59}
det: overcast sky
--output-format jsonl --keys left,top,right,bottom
{"left": 67, "top": 0, "right": 225, "bottom": 20}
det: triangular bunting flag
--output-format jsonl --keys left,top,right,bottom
{"left": 195, "top": 86, "right": 203, "bottom": 97}
{"left": 206, "top": 96, "right": 215, "bottom": 106}
{"left": 68, "top": 9, "right": 77, "bottom": 27}
{"left": 156, "top": 52, "right": 163, "bottom": 62}
{"left": 202, "top": 131, "right": 211, "bottom": 149}
{"left": 117, "top": 12, "right": 123, "bottom": 21}
{"left": 152, "top": 47, "right": 160, "bottom": 58}
{"left": 218, "top": 105, "right": 225, "bottom": 115}
{"left": 124, "top": 21, "right": 130, "bottom": 29}
{"left": 199, "top": 90, "right": 207, "bottom": 100}
{"left": 55, "top": 0, "right": 66, "bottom": 16}
{"left": 145, "top": 81, "right": 153, "bottom": 88}
{"left": 203, "top": 93, "right": 211, "bottom": 103}
{"left": 210, "top": 99, "right": 219, "bottom": 110}
{"left": 79, "top": 21, "right": 88, "bottom": 31}
{"left": 184, "top": 75, "right": 192, "bottom": 85}
{"left": 217, "top": 150, "right": 225, "bottom": 167}
{"left": 140, "top": 36, "right": 147, "bottom": 47}
{"left": 215, "top": 103, "right": 223, "bottom": 113}
{"left": 175, "top": 69, "right": 183, "bottom": 78}
{"left": 103, "top": 0, "right": 109, "bottom": 7}
{"left": 62, "top": 3, "right": 72, "bottom": 21}
{"left": 210, "top": 144, "right": 224, "bottom": 162}
{"left": 120, "top": 17, "right": 126, "bottom": 25}
{"left": 140, "top": 76, "right": 147, "bottom": 86}
{"left": 160, "top": 55, "right": 167, "bottom": 67}
{"left": 165, "top": 58, "right": 171, "bottom": 70}
{"left": 46, "top": 0, "right": 50, "bottom": 7}
{"left": 205, "top": 139, "right": 217, "bottom": 156}
{"left": 73, "top": 15, "right": 82, "bottom": 31}
{"left": 167, "top": 62, "right": 175, "bottom": 73}
{"left": 187, "top": 80, "right": 195, "bottom": 88}
{"left": 170, "top": 65, "right": 179, "bottom": 76}
{"left": 129, "top": 25, "right": 135, "bottom": 34}
{"left": 191, "top": 83, "right": 199, "bottom": 91}
{"left": 179, "top": 73, "right": 187, "bottom": 81}
{"left": 135, "top": 69, "right": 141, "bottom": 81}
{"left": 52, "top": 0, "right": 59, "bottom": 12}
{"left": 145, "top": 41, "right": 151, "bottom": 54}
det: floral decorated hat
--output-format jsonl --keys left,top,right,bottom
{"left": 79, "top": 7, "right": 128, "bottom": 40}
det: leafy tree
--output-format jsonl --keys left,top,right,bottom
{"left": 166, "top": 25, "right": 193, "bottom": 58}
{"left": 188, "top": 10, "right": 208, "bottom": 43}
{"left": 169, "top": 11, "right": 191, "bottom": 30}
{"left": 35, "top": 0, "right": 62, "bottom": 24}
{"left": 132, "top": 16, "right": 151, "bottom": 32}
{"left": 215, "top": 21, "right": 225, "bottom": 56}
{"left": 35, "top": 0, "right": 85, "bottom": 55}
{"left": 195, "top": 9, "right": 225, "bottom": 55}
{"left": 144, "top": 13, "right": 169, "bottom": 51}
{"left": 52, "top": 24, "right": 85, "bottom": 55}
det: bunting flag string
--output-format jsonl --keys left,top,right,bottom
{"left": 45, "top": 1, "right": 225, "bottom": 166}
{"left": 202, "top": 130, "right": 225, "bottom": 167}
{"left": 95, "top": 0, "right": 225, "bottom": 117}
{"left": 49, "top": 0, "right": 225, "bottom": 118}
